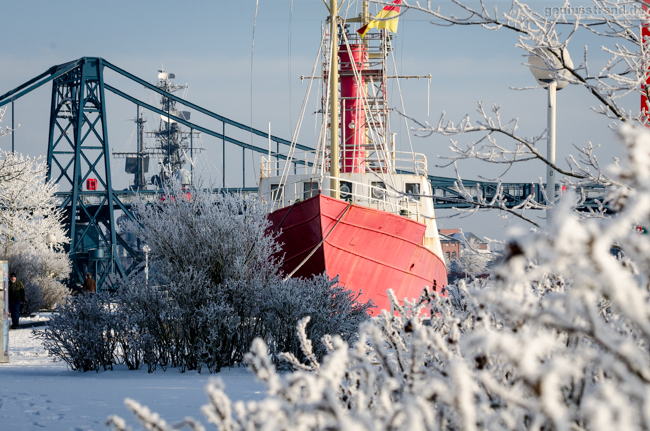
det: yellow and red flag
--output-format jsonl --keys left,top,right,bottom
{"left": 357, "top": 0, "right": 402, "bottom": 38}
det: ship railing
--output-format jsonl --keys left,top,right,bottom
{"left": 262, "top": 176, "right": 423, "bottom": 223}
{"left": 260, "top": 151, "right": 319, "bottom": 178}
{"left": 364, "top": 151, "right": 427, "bottom": 176}
{"left": 260, "top": 151, "right": 427, "bottom": 178}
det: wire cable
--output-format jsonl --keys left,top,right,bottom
{"left": 249, "top": 0, "right": 260, "bottom": 187}
{"left": 284, "top": 201, "right": 351, "bottom": 281}
{"left": 288, "top": 0, "right": 294, "bottom": 135}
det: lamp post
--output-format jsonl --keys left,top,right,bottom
{"left": 45, "top": 233, "right": 56, "bottom": 251}
{"left": 142, "top": 245, "right": 151, "bottom": 287}
{"left": 528, "top": 47, "right": 573, "bottom": 223}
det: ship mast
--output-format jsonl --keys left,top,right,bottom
{"left": 329, "top": 0, "right": 340, "bottom": 199}
{"left": 361, "top": 1, "right": 370, "bottom": 44}
{"left": 361, "top": 0, "right": 370, "bottom": 161}
{"left": 134, "top": 105, "right": 147, "bottom": 190}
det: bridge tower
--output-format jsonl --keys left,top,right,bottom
{"left": 46, "top": 57, "right": 131, "bottom": 289}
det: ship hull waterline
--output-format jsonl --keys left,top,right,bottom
{"left": 268, "top": 194, "right": 448, "bottom": 315}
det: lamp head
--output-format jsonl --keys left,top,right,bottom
{"left": 528, "top": 47, "right": 573, "bottom": 90}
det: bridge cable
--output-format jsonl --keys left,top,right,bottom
{"left": 250, "top": 0, "right": 260, "bottom": 187}
{"left": 390, "top": 45, "right": 417, "bottom": 168}
{"left": 276, "top": 33, "right": 327, "bottom": 199}
{"left": 288, "top": 0, "right": 293, "bottom": 136}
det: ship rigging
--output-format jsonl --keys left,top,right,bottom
{"left": 260, "top": 0, "right": 448, "bottom": 314}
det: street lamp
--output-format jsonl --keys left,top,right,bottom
{"left": 528, "top": 47, "right": 573, "bottom": 222}
{"left": 45, "top": 233, "right": 56, "bottom": 251}
{"left": 142, "top": 245, "right": 151, "bottom": 287}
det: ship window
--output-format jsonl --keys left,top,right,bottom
{"left": 303, "top": 181, "right": 319, "bottom": 199}
{"left": 270, "top": 184, "right": 283, "bottom": 202}
{"left": 405, "top": 183, "right": 420, "bottom": 201}
{"left": 371, "top": 181, "right": 386, "bottom": 200}
{"left": 340, "top": 181, "right": 353, "bottom": 202}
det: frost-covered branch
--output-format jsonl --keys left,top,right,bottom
{"left": 443, "top": 168, "right": 546, "bottom": 227}
{"left": 384, "top": 0, "right": 645, "bottom": 123}
{"left": 382, "top": 1, "right": 650, "bottom": 222}
{"left": 407, "top": 105, "right": 608, "bottom": 183}
{"left": 0, "top": 106, "right": 18, "bottom": 139}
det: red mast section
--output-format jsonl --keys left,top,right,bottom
{"left": 642, "top": 4, "right": 650, "bottom": 122}
{"left": 339, "top": 45, "right": 368, "bottom": 173}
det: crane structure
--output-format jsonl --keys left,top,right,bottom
{"left": 0, "top": 57, "right": 607, "bottom": 290}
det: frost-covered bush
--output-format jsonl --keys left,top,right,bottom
{"left": 36, "top": 292, "right": 121, "bottom": 372}
{"left": 9, "top": 244, "right": 71, "bottom": 312}
{"left": 107, "top": 271, "right": 369, "bottom": 374}
{"left": 38, "top": 276, "right": 70, "bottom": 311}
{"left": 112, "top": 275, "right": 176, "bottom": 372}
{"left": 456, "top": 237, "right": 492, "bottom": 280}
{"left": 261, "top": 274, "right": 372, "bottom": 365}
{"left": 107, "top": 124, "right": 650, "bottom": 430}
{"left": 221, "top": 273, "right": 373, "bottom": 368}
{"left": 125, "top": 185, "right": 282, "bottom": 288}
{"left": 40, "top": 185, "right": 371, "bottom": 373}
{"left": 0, "top": 151, "right": 71, "bottom": 312}
{"left": 126, "top": 184, "right": 372, "bottom": 368}
{"left": 115, "top": 269, "right": 239, "bottom": 373}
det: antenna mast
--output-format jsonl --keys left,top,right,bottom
{"left": 329, "top": 0, "right": 340, "bottom": 199}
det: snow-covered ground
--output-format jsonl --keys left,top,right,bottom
{"left": 0, "top": 321, "right": 264, "bottom": 430}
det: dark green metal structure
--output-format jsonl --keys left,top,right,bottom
{"left": 45, "top": 58, "right": 124, "bottom": 288}
{"left": 0, "top": 57, "right": 309, "bottom": 290}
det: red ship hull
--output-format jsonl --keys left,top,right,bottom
{"left": 268, "top": 194, "right": 447, "bottom": 315}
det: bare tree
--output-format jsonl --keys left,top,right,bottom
{"left": 0, "top": 151, "right": 70, "bottom": 311}
{"left": 457, "top": 236, "right": 493, "bottom": 279}
{"left": 379, "top": 0, "right": 648, "bottom": 224}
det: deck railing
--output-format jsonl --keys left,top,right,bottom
{"left": 260, "top": 151, "right": 428, "bottom": 178}
{"left": 261, "top": 175, "right": 424, "bottom": 222}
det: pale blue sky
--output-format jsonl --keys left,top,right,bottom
{"left": 0, "top": 0, "right": 634, "bottom": 239}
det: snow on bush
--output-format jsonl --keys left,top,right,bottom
{"left": 9, "top": 242, "right": 71, "bottom": 312}
{"left": 39, "top": 187, "right": 372, "bottom": 373}
{"left": 115, "top": 269, "right": 239, "bottom": 373}
{"left": 125, "top": 185, "right": 372, "bottom": 370}
{"left": 260, "top": 274, "right": 371, "bottom": 366}
{"left": 36, "top": 291, "right": 121, "bottom": 372}
{"left": 0, "top": 151, "right": 70, "bottom": 312}
{"left": 107, "top": 124, "right": 650, "bottom": 430}
{"left": 124, "top": 185, "right": 281, "bottom": 289}
{"left": 456, "top": 236, "right": 493, "bottom": 279}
